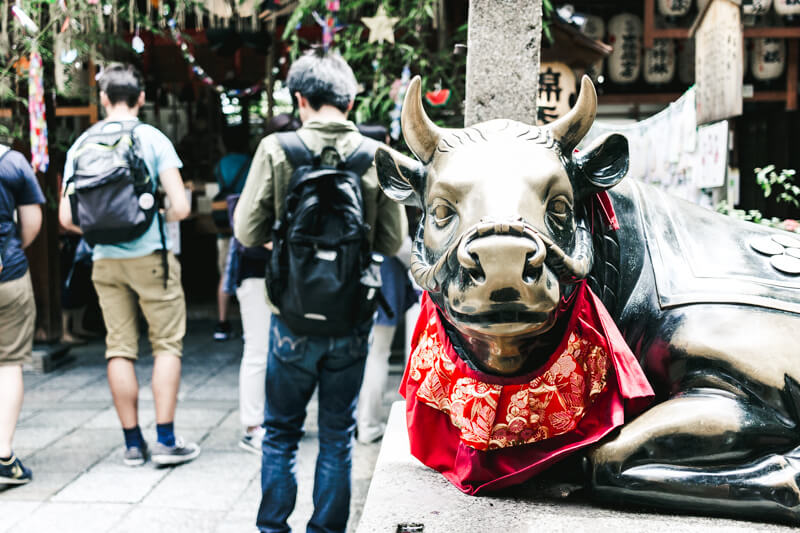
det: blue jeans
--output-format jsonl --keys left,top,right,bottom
{"left": 256, "top": 315, "right": 370, "bottom": 533}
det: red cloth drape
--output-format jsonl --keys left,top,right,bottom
{"left": 400, "top": 282, "right": 653, "bottom": 495}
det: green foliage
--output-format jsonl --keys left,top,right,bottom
{"left": 284, "top": 0, "right": 467, "bottom": 130}
{"left": 0, "top": 1, "right": 198, "bottom": 106}
{"left": 716, "top": 165, "right": 800, "bottom": 233}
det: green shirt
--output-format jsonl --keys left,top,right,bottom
{"left": 234, "top": 118, "right": 406, "bottom": 257}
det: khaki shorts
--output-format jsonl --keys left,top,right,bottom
{"left": 0, "top": 270, "right": 36, "bottom": 366}
{"left": 217, "top": 237, "right": 230, "bottom": 275}
{"left": 92, "top": 252, "right": 186, "bottom": 360}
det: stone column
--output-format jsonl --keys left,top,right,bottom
{"left": 464, "top": 0, "right": 543, "bottom": 126}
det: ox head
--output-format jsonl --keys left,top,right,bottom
{"left": 376, "top": 75, "right": 629, "bottom": 375}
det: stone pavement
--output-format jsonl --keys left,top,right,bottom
{"left": 0, "top": 320, "right": 400, "bottom": 533}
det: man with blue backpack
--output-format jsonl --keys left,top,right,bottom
{"left": 59, "top": 63, "right": 199, "bottom": 468}
{"left": 0, "top": 145, "right": 44, "bottom": 486}
{"left": 234, "top": 50, "right": 405, "bottom": 533}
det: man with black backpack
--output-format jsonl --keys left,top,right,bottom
{"left": 234, "top": 50, "right": 405, "bottom": 533}
{"left": 58, "top": 64, "right": 199, "bottom": 468}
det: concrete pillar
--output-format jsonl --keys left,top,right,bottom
{"left": 464, "top": 0, "right": 543, "bottom": 126}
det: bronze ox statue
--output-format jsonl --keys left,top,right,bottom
{"left": 375, "top": 75, "right": 800, "bottom": 524}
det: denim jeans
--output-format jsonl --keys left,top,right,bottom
{"left": 256, "top": 315, "right": 370, "bottom": 533}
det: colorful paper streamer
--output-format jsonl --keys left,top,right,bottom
{"left": 28, "top": 50, "right": 49, "bottom": 173}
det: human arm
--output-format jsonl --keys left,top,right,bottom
{"left": 17, "top": 204, "right": 42, "bottom": 248}
{"left": 7, "top": 150, "right": 46, "bottom": 245}
{"left": 58, "top": 192, "right": 81, "bottom": 234}
{"left": 160, "top": 167, "right": 190, "bottom": 221}
{"left": 233, "top": 137, "right": 275, "bottom": 247}
{"left": 371, "top": 166, "right": 407, "bottom": 256}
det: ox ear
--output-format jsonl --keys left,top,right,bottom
{"left": 375, "top": 145, "right": 426, "bottom": 208}
{"left": 574, "top": 133, "right": 629, "bottom": 195}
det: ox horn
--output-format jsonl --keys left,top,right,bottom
{"left": 545, "top": 75, "right": 597, "bottom": 154}
{"left": 402, "top": 76, "right": 444, "bottom": 164}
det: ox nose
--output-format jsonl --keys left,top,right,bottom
{"left": 457, "top": 234, "right": 546, "bottom": 293}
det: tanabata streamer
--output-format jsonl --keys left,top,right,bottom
{"left": 28, "top": 50, "right": 49, "bottom": 173}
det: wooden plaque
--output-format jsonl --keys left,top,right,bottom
{"left": 693, "top": 0, "right": 743, "bottom": 125}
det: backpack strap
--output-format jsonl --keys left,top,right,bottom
{"left": 343, "top": 137, "right": 379, "bottom": 177}
{"left": 275, "top": 131, "right": 313, "bottom": 169}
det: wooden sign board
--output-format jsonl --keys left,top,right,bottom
{"left": 693, "top": 0, "right": 743, "bottom": 125}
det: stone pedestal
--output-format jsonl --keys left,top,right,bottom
{"left": 464, "top": 0, "right": 542, "bottom": 126}
{"left": 356, "top": 402, "right": 795, "bottom": 533}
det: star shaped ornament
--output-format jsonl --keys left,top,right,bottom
{"left": 361, "top": 5, "right": 399, "bottom": 44}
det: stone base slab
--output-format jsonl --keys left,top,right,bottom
{"left": 356, "top": 401, "right": 795, "bottom": 533}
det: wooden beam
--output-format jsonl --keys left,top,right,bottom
{"left": 650, "top": 28, "right": 691, "bottom": 41}
{"left": 743, "top": 27, "right": 800, "bottom": 38}
{"left": 54, "top": 106, "right": 93, "bottom": 117}
{"left": 643, "top": 0, "right": 655, "bottom": 49}
{"left": 787, "top": 39, "right": 799, "bottom": 111}
{"left": 598, "top": 92, "right": 682, "bottom": 105}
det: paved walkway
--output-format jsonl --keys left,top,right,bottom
{"left": 0, "top": 320, "right": 400, "bottom": 533}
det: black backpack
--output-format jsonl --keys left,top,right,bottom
{"left": 66, "top": 120, "right": 160, "bottom": 247}
{"left": 267, "top": 131, "right": 384, "bottom": 337}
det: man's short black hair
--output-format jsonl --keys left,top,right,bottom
{"left": 98, "top": 63, "right": 143, "bottom": 108}
{"left": 286, "top": 49, "right": 358, "bottom": 113}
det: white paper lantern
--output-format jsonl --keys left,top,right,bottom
{"left": 658, "top": 0, "right": 692, "bottom": 17}
{"left": 751, "top": 38, "right": 786, "bottom": 81}
{"left": 608, "top": 13, "right": 642, "bottom": 85}
{"left": 697, "top": 0, "right": 712, "bottom": 12}
{"left": 742, "top": 0, "right": 773, "bottom": 16}
{"left": 644, "top": 39, "right": 676, "bottom": 85}
{"left": 537, "top": 62, "right": 577, "bottom": 124}
{"left": 774, "top": 0, "right": 800, "bottom": 17}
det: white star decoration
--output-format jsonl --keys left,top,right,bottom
{"left": 361, "top": 5, "right": 399, "bottom": 45}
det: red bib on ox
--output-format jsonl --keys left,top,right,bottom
{"left": 400, "top": 281, "right": 654, "bottom": 495}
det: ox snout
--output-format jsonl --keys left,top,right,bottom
{"left": 447, "top": 218, "right": 561, "bottom": 323}
{"left": 458, "top": 235, "right": 546, "bottom": 298}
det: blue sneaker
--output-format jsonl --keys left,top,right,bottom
{"left": 0, "top": 455, "right": 32, "bottom": 485}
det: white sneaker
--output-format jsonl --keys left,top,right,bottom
{"left": 239, "top": 426, "right": 265, "bottom": 455}
{"left": 356, "top": 423, "right": 386, "bottom": 445}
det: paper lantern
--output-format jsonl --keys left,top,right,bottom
{"left": 751, "top": 38, "right": 785, "bottom": 81}
{"left": 742, "top": 0, "right": 772, "bottom": 16}
{"left": 537, "top": 62, "right": 577, "bottom": 125}
{"left": 608, "top": 13, "right": 642, "bottom": 85}
{"left": 644, "top": 39, "right": 676, "bottom": 85}
{"left": 774, "top": 0, "right": 800, "bottom": 17}
{"left": 658, "top": 0, "right": 691, "bottom": 17}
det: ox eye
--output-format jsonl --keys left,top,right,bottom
{"left": 431, "top": 203, "right": 456, "bottom": 227}
{"left": 547, "top": 197, "right": 572, "bottom": 227}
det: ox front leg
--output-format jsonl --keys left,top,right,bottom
{"left": 588, "top": 389, "right": 800, "bottom": 524}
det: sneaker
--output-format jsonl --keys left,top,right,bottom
{"left": 213, "top": 321, "right": 232, "bottom": 341}
{"left": 0, "top": 455, "right": 33, "bottom": 485}
{"left": 123, "top": 443, "right": 149, "bottom": 467}
{"left": 150, "top": 437, "right": 200, "bottom": 467}
{"left": 239, "top": 427, "right": 265, "bottom": 455}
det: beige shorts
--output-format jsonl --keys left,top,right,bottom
{"left": 92, "top": 252, "right": 186, "bottom": 360}
{"left": 217, "top": 237, "right": 230, "bottom": 275}
{"left": 0, "top": 270, "right": 36, "bottom": 366}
